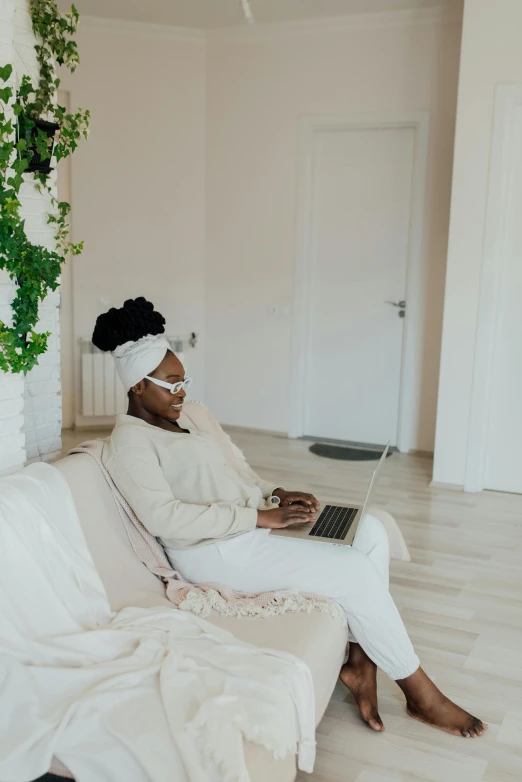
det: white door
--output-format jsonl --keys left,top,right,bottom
{"left": 303, "top": 126, "right": 415, "bottom": 446}
{"left": 483, "top": 99, "right": 522, "bottom": 493}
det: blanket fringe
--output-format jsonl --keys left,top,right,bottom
{"left": 179, "top": 587, "right": 347, "bottom": 625}
{"left": 187, "top": 694, "right": 315, "bottom": 782}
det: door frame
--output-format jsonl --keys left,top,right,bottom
{"left": 464, "top": 86, "right": 522, "bottom": 491}
{"left": 288, "top": 112, "right": 430, "bottom": 452}
{"left": 57, "top": 89, "right": 75, "bottom": 430}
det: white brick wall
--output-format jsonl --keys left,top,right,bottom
{"left": 0, "top": 0, "right": 62, "bottom": 474}
{"left": 22, "top": 177, "right": 62, "bottom": 462}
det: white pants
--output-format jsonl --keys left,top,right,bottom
{"left": 167, "top": 513, "right": 420, "bottom": 681}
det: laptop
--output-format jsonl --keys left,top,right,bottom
{"left": 271, "top": 443, "right": 390, "bottom": 547}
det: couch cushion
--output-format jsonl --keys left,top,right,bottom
{"left": 56, "top": 454, "right": 169, "bottom": 610}
{"left": 55, "top": 453, "right": 348, "bottom": 780}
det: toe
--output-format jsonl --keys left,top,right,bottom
{"left": 473, "top": 718, "right": 487, "bottom": 736}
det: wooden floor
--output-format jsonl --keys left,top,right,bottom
{"left": 61, "top": 427, "right": 522, "bottom": 782}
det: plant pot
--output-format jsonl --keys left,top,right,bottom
{"left": 19, "top": 117, "right": 60, "bottom": 174}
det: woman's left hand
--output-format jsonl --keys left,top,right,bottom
{"left": 272, "top": 488, "right": 320, "bottom": 512}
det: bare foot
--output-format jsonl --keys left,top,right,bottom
{"left": 340, "top": 644, "right": 384, "bottom": 732}
{"left": 398, "top": 668, "right": 488, "bottom": 738}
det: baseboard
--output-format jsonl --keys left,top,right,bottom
{"left": 430, "top": 480, "right": 464, "bottom": 492}
{"left": 64, "top": 425, "right": 112, "bottom": 432}
{"left": 222, "top": 423, "right": 287, "bottom": 439}
{"left": 74, "top": 414, "right": 116, "bottom": 429}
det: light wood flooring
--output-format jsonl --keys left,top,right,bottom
{"left": 61, "top": 427, "right": 522, "bottom": 782}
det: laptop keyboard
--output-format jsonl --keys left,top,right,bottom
{"left": 309, "top": 505, "right": 358, "bottom": 541}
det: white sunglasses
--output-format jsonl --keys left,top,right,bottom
{"left": 145, "top": 376, "right": 193, "bottom": 395}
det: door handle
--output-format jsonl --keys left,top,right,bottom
{"left": 385, "top": 300, "right": 406, "bottom": 309}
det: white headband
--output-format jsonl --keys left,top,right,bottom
{"left": 112, "top": 334, "right": 171, "bottom": 391}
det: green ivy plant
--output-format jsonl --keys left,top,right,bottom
{"left": 29, "top": 0, "right": 80, "bottom": 118}
{"left": 0, "top": 1, "right": 89, "bottom": 374}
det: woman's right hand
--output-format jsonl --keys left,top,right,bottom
{"left": 256, "top": 507, "right": 317, "bottom": 529}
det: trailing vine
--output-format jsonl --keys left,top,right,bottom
{"left": 0, "top": 1, "right": 89, "bottom": 374}
{"left": 29, "top": 0, "right": 80, "bottom": 118}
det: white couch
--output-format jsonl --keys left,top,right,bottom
{"left": 52, "top": 451, "right": 348, "bottom": 782}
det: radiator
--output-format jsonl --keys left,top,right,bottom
{"left": 80, "top": 335, "right": 196, "bottom": 418}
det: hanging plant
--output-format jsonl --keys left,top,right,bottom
{"left": 29, "top": 0, "right": 80, "bottom": 116}
{"left": 0, "top": 1, "right": 89, "bottom": 374}
{"left": 14, "top": 2, "right": 90, "bottom": 175}
{"left": 17, "top": 115, "right": 60, "bottom": 174}
{"left": 14, "top": 72, "right": 90, "bottom": 174}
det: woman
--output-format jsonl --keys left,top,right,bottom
{"left": 93, "top": 298, "right": 486, "bottom": 738}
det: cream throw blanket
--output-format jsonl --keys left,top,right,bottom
{"left": 69, "top": 401, "right": 409, "bottom": 626}
{"left": 0, "top": 463, "right": 316, "bottom": 782}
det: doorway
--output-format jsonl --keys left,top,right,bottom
{"left": 57, "top": 89, "right": 74, "bottom": 430}
{"left": 290, "top": 113, "right": 429, "bottom": 451}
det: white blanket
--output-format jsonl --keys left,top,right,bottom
{"left": 0, "top": 463, "right": 316, "bottom": 782}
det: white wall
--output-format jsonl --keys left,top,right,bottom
{"left": 0, "top": 0, "right": 61, "bottom": 474}
{"left": 205, "top": 10, "right": 462, "bottom": 448}
{"left": 0, "top": 0, "right": 23, "bottom": 475}
{"left": 60, "top": 19, "right": 207, "bottom": 426}
{"left": 433, "top": 0, "right": 522, "bottom": 486}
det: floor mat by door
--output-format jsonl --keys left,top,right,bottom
{"left": 309, "top": 443, "right": 392, "bottom": 461}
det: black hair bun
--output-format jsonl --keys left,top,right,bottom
{"left": 92, "top": 297, "right": 166, "bottom": 352}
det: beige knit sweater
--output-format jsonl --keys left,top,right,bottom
{"left": 102, "top": 411, "right": 280, "bottom": 550}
